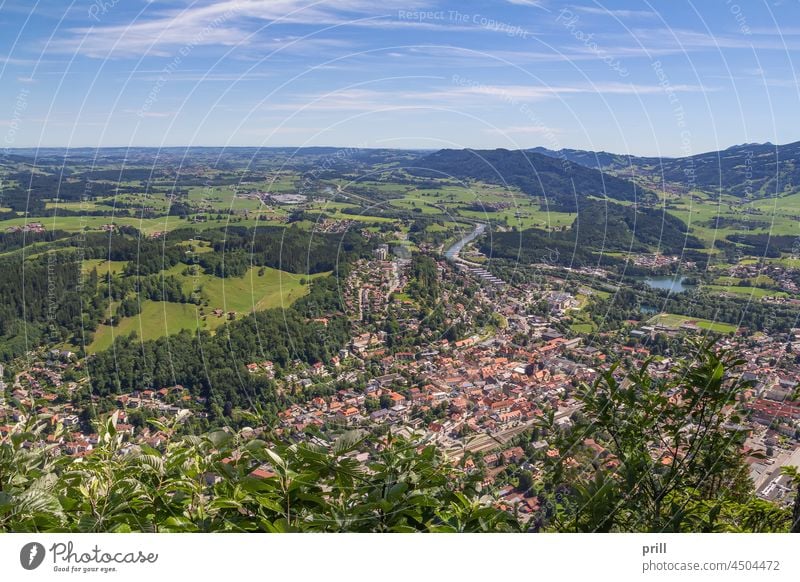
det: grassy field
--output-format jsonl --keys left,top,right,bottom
{"left": 647, "top": 313, "right": 738, "bottom": 333}
{"left": 81, "top": 258, "right": 128, "bottom": 276}
{"left": 89, "top": 301, "right": 205, "bottom": 352}
{"left": 44, "top": 200, "right": 111, "bottom": 212}
{"left": 665, "top": 190, "right": 800, "bottom": 247}
{"left": 772, "top": 256, "right": 800, "bottom": 269}
{"left": 376, "top": 182, "right": 577, "bottom": 230}
{"left": 749, "top": 191, "right": 800, "bottom": 216}
{"left": 0, "top": 215, "right": 194, "bottom": 235}
{"left": 570, "top": 322, "right": 595, "bottom": 334}
{"left": 703, "top": 284, "right": 787, "bottom": 298}
{"left": 45, "top": 194, "right": 173, "bottom": 213}
{"left": 186, "top": 266, "right": 328, "bottom": 313}
{"left": 87, "top": 266, "right": 327, "bottom": 352}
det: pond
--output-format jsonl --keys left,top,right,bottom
{"left": 639, "top": 276, "right": 693, "bottom": 293}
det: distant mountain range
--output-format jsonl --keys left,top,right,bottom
{"left": 531, "top": 140, "right": 800, "bottom": 198}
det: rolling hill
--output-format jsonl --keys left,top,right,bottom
{"left": 533, "top": 140, "right": 800, "bottom": 198}
{"left": 410, "top": 148, "right": 649, "bottom": 211}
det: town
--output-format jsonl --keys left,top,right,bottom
{"left": 3, "top": 224, "right": 798, "bottom": 524}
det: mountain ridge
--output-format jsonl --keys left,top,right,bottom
{"left": 531, "top": 140, "right": 800, "bottom": 197}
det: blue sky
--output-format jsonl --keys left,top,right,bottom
{"left": 1, "top": 0, "right": 799, "bottom": 155}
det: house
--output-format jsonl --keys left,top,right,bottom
{"left": 65, "top": 440, "right": 92, "bottom": 456}
{"left": 387, "top": 391, "right": 406, "bottom": 406}
{"left": 548, "top": 292, "right": 576, "bottom": 312}
{"left": 389, "top": 405, "right": 410, "bottom": 421}
{"left": 336, "top": 407, "right": 361, "bottom": 426}
{"left": 249, "top": 467, "right": 277, "bottom": 480}
{"left": 500, "top": 447, "right": 525, "bottom": 464}
{"left": 484, "top": 453, "right": 499, "bottom": 467}
{"left": 370, "top": 409, "right": 391, "bottom": 423}
{"left": 310, "top": 362, "right": 328, "bottom": 377}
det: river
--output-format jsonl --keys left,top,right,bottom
{"left": 444, "top": 223, "right": 486, "bottom": 261}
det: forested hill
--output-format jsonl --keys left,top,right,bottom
{"left": 409, "top": 148, "right": 646, "bottom": 211}
{"left": 658, "top": 141, "right": 800, "bottom": 197}
{"left": 533, "top": 140, "right": 800, "bottom": 198}
{"left": 529, "top": 146, "right": 657, "bottom": 172}
{"left": 481, "top": 198, "right": 703, "bottom": 267}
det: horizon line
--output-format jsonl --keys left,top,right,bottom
{"left": 2, "top": 139, "right": 796, "bottom": 160}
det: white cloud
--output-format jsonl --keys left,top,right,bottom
{"left": 454, "top": 82, "right": 710, "bottom": 101}
{"left": 123, "top": 109, "right": 174, "bottom": 118}
{"left": 631, "top": 27, "right": 800, "bottom": 52}
{"left": 572, "top": 6, "right": 657, "bottom": 19}
{"left": 505, "top": 0, "right": 546, "bottom": 7}
{"left": 52, "top": 0, "right": 430, "bottom": 58}
{"left": 259, "top": 80, "right": 712, "bottom": 117}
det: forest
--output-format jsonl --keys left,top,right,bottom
{"left": 0, "top": 253, "right": 104, "bottom": 361}
{"left": 202, "top": 224, "right": 372, "bottom": 275}
{"left": 86, "top": 269, "right": 352, "bottom": 421}
{"left": 481, "top": 199, "right": 701, "bottom": 267}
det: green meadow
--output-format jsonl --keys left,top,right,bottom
{"left": 87, "top": 265, "right": 327, "bottom": 352}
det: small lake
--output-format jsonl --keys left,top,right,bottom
{"left": 639, "top": 276, "right": 693, "bottom": 293}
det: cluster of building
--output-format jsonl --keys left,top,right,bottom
{"left": 725, "top": 262, "right": 800, "bottom": 296}
{"left": 2, "top": 232, "right": 800, "bottom": 519}
{"left": 0, "top": 349, "right": 195, "bottom": 460}
{"left": 311, "top": 218, "right": 356, "bottom": 233}
{"left": 345, "top": 253, "right": 410, "bottom": 322}
{"left": 5, "top": 222, "right": 45, "bottom": 234}
{"left": 632, "top": 253, "right": 680, "bottom": 268}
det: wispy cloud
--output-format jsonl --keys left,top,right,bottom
{"left": 505, "top": 0, "right": 547, "bottom": 7}
{"left": 631, "top": 27, "right": 800, "bottom": 52}
{"left": 454, "top": 82, "right": 711, "bottom": 100}
{"left": 123, "top": 109, "right": 174, "bottom": 118}
{"left": 572, "top": 6, "right": 657, "bottom": 19}
{"left": 51, "top": 0, "right": 429, "bottom": 58}
{"left": 263, "top": 80, "right": 712, "bottom": 116}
